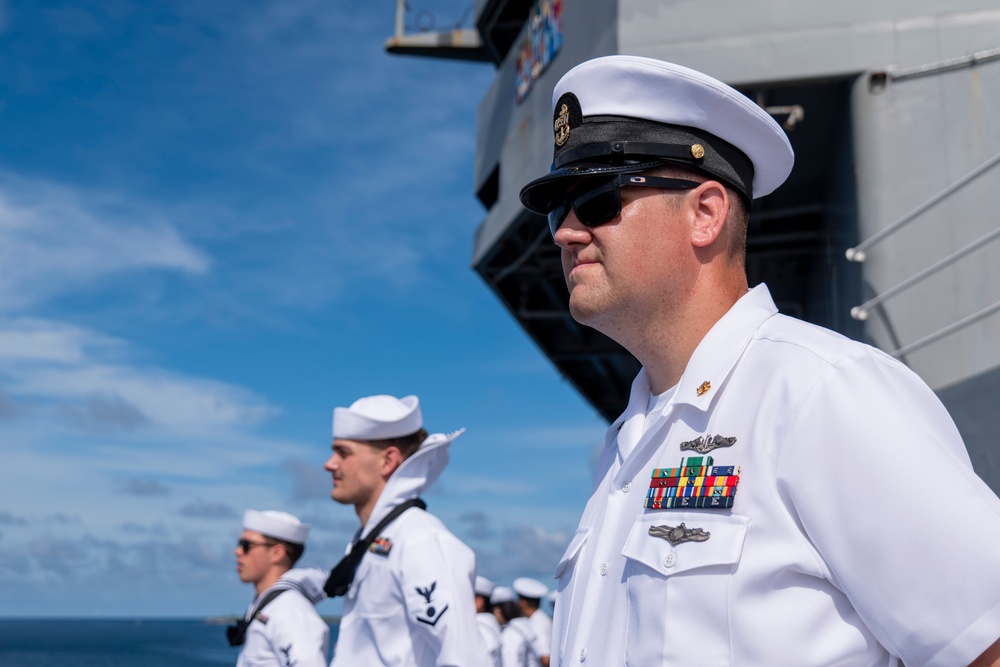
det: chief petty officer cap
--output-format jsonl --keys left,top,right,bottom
{"left": 519, "top": 55, "right": 795, "bottom": 214}
{"left": 333, "top": 394, "right": 423, "bottom": 440}
{"left": 512, "top": 577, "right": 549, "bottom": 600}
{"left": 243, "top": 509, "right": 309, "bottom": 545}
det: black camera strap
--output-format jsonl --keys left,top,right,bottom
{"left": 323, "top": 497, "right": 426, "bottom": 598}
{"left": 226, "top": 587, "right": 288, "bottom": 647}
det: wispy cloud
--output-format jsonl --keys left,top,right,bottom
{"left": 0, "top": 318, "right": 125, "bottom": 365}
{"left": 458, "top": 510, "right": 496, "bottom": 541}
{"left": 0, "top": 385, "right": 21, "bottom": 420}
{"left": 0, "top": 174, "right": 209, "bottom": 313}
{"left": 0, "top": 511, "right": 26, "bottom": 526}
{"left": 283, "top": 458, "right": 332, "bottom": 502}
{"left": 474, "top": 523, "right": 571, "bottom": 584}
{"left": 0, "top": 526, "right": 333, "bottom": 615}
{"left": 177, "top": 499, "right": 239, "bottom": 520}
{"left": 115, "top": 478, "right": 172, "bottom": 497}
{"left": 0, "top": 317, "right": 279, "bottom": 437}
{"left": 0, "top": 0, "right": 594, "bottom": 617}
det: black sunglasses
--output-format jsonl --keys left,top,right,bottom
{"left": 547, "top": 173, "right": 701, "bottom": 237}
{"left": 237, "top": 538, "right": 275, "bottom": 554}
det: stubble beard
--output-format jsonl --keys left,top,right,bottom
{"left": 566, "top": 266, "right": 620, "bottom": 335}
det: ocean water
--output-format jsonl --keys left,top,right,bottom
{"left": 0, "top": 618, "right": 339, "bottom": 667}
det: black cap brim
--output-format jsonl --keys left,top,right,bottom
{"left": 519, "top": 160, "right": 665, "bottom": 215}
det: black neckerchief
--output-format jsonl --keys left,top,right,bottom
{"left": 324, "top": 498, "right": 426, "bottom": 598}
{"left": 226, "top": 587, "right": 287, "bottom": 646}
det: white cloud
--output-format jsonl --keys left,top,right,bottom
{"left": 0, "top": 316, "right": 277, "bottom": 437}
{"left": 0, "top": 317, "right": 124, "bottom": 364}
{"left": 0, "top": 173, "right": 209, "bottom": 312}
{"left": 19, "top": 363, "right": 277, "bottom": 433}
{"left": 474, "top": 523, "right": 573, "bottom": 584}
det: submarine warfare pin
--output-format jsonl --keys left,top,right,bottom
{"left": 649, "top": 523, "right": 710, "bottom": 546}
{"left": 680, "top": 434, "right": 737, "bottom": 454}
{"left": 645, "top": 455, "right": 741, "bottom": 510}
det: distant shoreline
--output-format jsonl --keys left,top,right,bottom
{"left": 204, "top": 616, "right": 342, "bottom": 625}
{"left": 0, "top": 616, "right": 342, "bottom": 624}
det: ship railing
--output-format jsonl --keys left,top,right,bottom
{"left": 845, "top": 147, "right": 1000, "bottom": 357}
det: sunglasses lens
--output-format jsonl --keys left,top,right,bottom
{"left": 547, "top": 202, "right": 570, "bottom": 237}
{"left": 573, "top": 181, "right": 621, "bottom": 227}
{"left": 547, "top": 179, "right": 622, "bottom": 236}
{"left": 238, "top": 539, "right": 250, "bottom": 553}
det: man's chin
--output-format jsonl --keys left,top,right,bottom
{"left": 568, "top": 295, "right": 607, "bottom": 328}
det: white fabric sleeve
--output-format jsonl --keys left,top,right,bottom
{"left": 529, "top": 613, "right": 551, "bottom": 657}
{"left": 265, "top": 599, "right": 330, "bottom": 667}
{"left": 399, "top": 532, "right": 489, "bottom": 666}
{"left": 501, "top": 625, "right": 529, "bottom": 667}
{"left": 777, "top": 346, "right": 1000, "bottom": 667}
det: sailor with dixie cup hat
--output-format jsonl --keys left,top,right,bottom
{"left": 474, "top": 576, "right": 502, "bottom": 667}
{"left": 230, "top": 510, "right": 328, "bottom": 667}
{"left": 512, "top": 577, "right": 551, "bottom": 667}
{"left": 320, "top": 394, "right": 488, "bottom": 667}
{"left": 520, "top": 55, "right": 1000, "bottom": 667}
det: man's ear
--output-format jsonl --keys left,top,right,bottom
{"left": 688, "top": 180, "right": 729, "bottom": 249}
{"left": 270, "top": 542, "right": 288, "bottom": 567}
{"left": 380, "top": 446, "right": 404, "bottom": 478}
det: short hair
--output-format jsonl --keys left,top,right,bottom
{"left": 645, "top": 164, "right": 749, "bottom": 264}
{"left": 273, "top": 538, "right": 305, "bottom": 568}
{"left": 520, "top": 595, "right": 541, "bottom": 610}
{"left": 364, "top": 428, "right": 429, "bottom": 461}
{"left": 496, "top": 600, "right": 522, "bottom": 624}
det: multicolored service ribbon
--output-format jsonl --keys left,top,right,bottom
{"left": 645, "top": 456, "right": 741, "bottom": 509}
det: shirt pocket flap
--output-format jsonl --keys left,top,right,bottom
{"left": 554, "top": 527, "right": 591, "bottom": 579}
{"left": 622, "top": 513, "right": 749, "bottom": 577}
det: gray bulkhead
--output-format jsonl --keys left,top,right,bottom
{"left": 467, "top": 0, "right": 1000, "bottom": 490}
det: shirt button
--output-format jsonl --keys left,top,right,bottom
{"left": 600, "top": 562, "right": 608, "bottom": 576}
{"left": 579, "top": 648, "right": 587, "bottom": 662}
{"left": 622, "top": 481, "right": 632, "bottom": 493}
{"left": 663, "top": 553, "right": 677, "bottom": 568}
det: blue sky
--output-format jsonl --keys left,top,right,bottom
{"left": 0, "top": 0, "right": 608, "bottom": 617}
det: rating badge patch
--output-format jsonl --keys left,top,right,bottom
{"left": 645, "top": 455, "right": 741, "bottom": 510}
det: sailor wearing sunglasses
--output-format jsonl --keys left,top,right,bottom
{"left": 231, "top": 510, "right": 329, "bottom": 667}
{"left": 520, "top": 55, "right": 1000, "bottom": 667}
{"left": 322, "top": 394, "right": 487, "bottom": 667}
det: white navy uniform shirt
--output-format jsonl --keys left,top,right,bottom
{"left": 500, "top": 617, "right": 538, "bottom": 667}
{"left": 552, "top": 284, "right": 1000, "bottom": 667}
{"left": 476, "top": 612, "right": 502, "bottom": 667}
{"left": 525, "top": 610, "right": 551, "bottom": 663}
{"left": 332, "top": 433, "right": 488, "bottom": 667}
{"left": 237, "top": 571, "right": 329, "bottom": 667}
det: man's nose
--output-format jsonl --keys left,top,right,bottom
{"left": 552, "top": 210, "right": 591, "bottom": 249}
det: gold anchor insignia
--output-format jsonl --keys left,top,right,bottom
{"left": 554, "top": 103, "right": 571, "bottom": 146}
{"left": 690, "top": 144, "right": 705, "bottom": 159}
{"left": 696, "top": 380, "right": 711, "bottom": 396}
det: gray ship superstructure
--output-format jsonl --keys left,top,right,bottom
{"left": 389, "top": 0, "right": 1000, "bottom": 491}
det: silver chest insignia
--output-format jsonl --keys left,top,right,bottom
{"left": 649, "top": 523, "right": 711, "bottom": 546}
{"left": 680, "top": 433, "right": 737, "bottom": 454}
